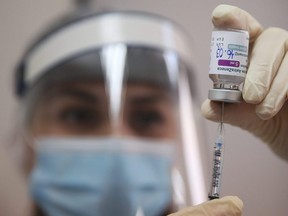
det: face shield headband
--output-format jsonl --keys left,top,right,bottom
{"left": 15, "top": 11, "right": 194, "bottom": 97}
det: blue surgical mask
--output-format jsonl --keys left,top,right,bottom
{"left": 30, "top": 137, "right": 175, "bottom": 216}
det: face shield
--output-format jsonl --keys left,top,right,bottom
{"left": 16, "top": 12, "right": 208, "bottom": 216}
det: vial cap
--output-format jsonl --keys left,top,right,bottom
{"left": 208, "top": 89, "right": 242, "bottom": 103}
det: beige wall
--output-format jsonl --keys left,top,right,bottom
{"left": 1, "top": 0, "right": 288, "bottom": 215}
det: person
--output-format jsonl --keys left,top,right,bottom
{"left": 14, "top": 3, "right": 209, "bottom": 215}
{"left": 1, "top": 3, "right": 287, "bottom": 216}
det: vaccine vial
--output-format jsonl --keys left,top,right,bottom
{"left": 208, "top": 28, "right": 249, "bottom": 102}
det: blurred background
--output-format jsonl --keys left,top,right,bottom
{"left": 1, "top": 0, "right": 288, "bottom": 215}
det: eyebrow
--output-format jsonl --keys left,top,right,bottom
{"left": 48, "top": 88, "right": 101, "bottom": 104}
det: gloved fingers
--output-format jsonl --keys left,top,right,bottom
{"left": 168, "top": 196, "right": 243, "bottom": 216}
{"left": 255, "top": 51, "right": 288, "bottom": 119}
{"left": 201, "top": 99, "right": 261, "bottom": 130}
{"left": 243, "top": 28, "right": 288, "bottom": 105}
{"left": 211, "top": 4, "right": 263, "bottom": 42}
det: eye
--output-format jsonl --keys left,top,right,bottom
{"left": 129, "top": 109, "right": 165, "bottom": 133}
{"left": 58, "top": 107, "right": 102, "bottom": 131}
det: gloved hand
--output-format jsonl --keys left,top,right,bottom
{"left": 168, "top": 196, "right": 243, "bottom": 216}
{"left": 202, "top": 4, "right": 288, "bottom": 160}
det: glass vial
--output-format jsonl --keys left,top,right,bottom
{"left": 208, "top": 28, "right": 249, "bottom": 103}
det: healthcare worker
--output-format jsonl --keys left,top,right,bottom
{"left": 15, "top": 2, "right": 209, "bottom": 216}
{"left": 1, "top": 3, "right": 287, "bottom": 216}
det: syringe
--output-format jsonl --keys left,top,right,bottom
{"left": 208, "top": 102, "right": 225, "bottom": 200}
{"left": 207, "top": 28, "right": 248, "bottom": 200}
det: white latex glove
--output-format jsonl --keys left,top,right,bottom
{"left": 168, "top": 196, "right": 243, "bottom": 216}
{"left": 202, "top": 4, "right": 288, "bottom": 160}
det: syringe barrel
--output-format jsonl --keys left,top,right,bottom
{"left": 208, "top": 137, "right": 224, "bottom": 200}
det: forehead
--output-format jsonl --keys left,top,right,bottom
{"left": 25, "top": 46, "right": 174, "bottom": 96}
{"left": 40, "top": 80, "right": 175, "bottom": 104}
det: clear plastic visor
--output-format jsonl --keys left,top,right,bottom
{"left": 23, "top": 44, "right": 208, "bottom": 211}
